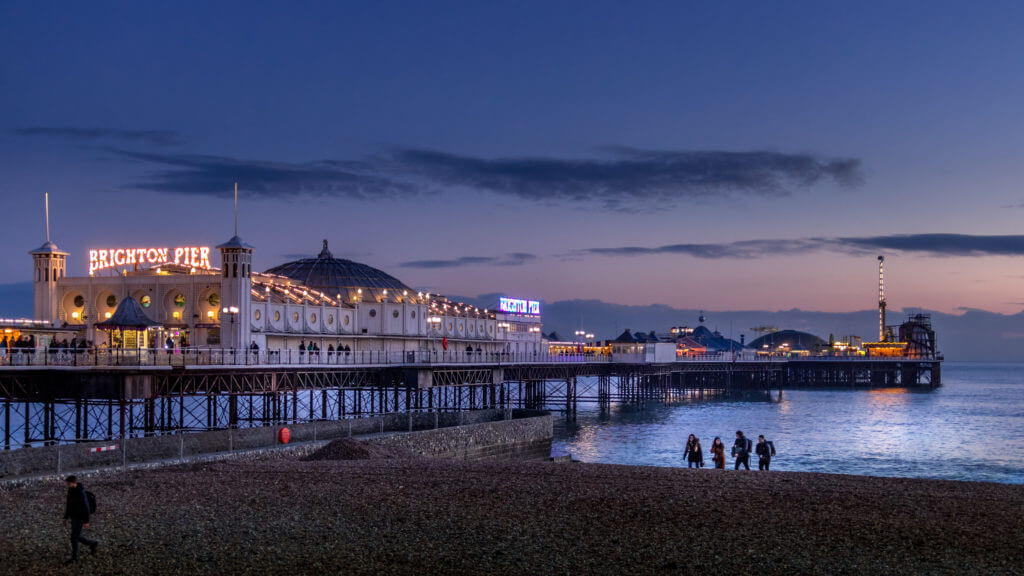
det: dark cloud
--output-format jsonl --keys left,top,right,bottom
{"left": 392, "top": 147, "right": 862, "bottom": 209}
{"left": 105, "top": 146, "right": 860, "bottom": 209}
{"left": 13, "top": 126, "right": 184, "bottom": 146}
{"left": 583, "top": 239, "right": 822, "bottom": 259}
{"left": 400, "top": 252, "right": 538, "bottom": 269}
{"left": 836, "top": 234, "right": 1024, "bottom": 257}
{"left": 110, "top": 149, "right": 408, "bottom": 199}
{"left": 581, "top": 234, "right": 1024, "bottom": 259}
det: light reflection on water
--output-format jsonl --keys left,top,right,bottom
{"left": 552, "top": 363, "right": 1024, "bottom": 484}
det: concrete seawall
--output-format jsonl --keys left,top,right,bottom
{"left": 367, "top": 412, "right": 553, "bottom": 460}
{"left": 0, "top": 409, "right": 552, "bottom": 480}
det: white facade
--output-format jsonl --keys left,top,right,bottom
{"left": 32, "top": 235, "right": 545, "bottom": 355}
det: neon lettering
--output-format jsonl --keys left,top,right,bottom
{"left": 85, "top": 246, "right": 215, "bottom": 274}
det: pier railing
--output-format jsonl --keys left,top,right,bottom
{"left": 0, "top": 348, "right": 928, "bottom": 369}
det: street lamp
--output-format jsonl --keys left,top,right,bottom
{"left": 221, "top": 306, "right": 239, "bottom": 352}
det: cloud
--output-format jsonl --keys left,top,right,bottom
{"left": 400, "top": 252, "right": 538, "bottom": 269}
{"left": 581, "top": 234, "right": 1024, "bottom": 259}
{"left": 392, "top": 147, "right": 862, "bottom": 209}
{"left": 835, "top": 234, "right": 1024, "bottom": 257}
{"left": 13, "top": 126, "right": 184, "bottom": 146}
{"left": 582, "top": 239, "right": 823, "bottom": 259}
{"left": 105, "top": 146, "right": 860, "bottom": 209}
{"left": 110, "top": 149, "right": 409, "bottom": 199}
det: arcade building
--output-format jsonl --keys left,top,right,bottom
{"left": 29, "top": 233, "right": 545, "bottom": 356}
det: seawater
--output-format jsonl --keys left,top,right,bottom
{"left": 552, "top": 362, "right": 1024, "bottom": 484}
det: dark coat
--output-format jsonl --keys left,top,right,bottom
{"left": 683, "top": 441, "right": 704, "bottom": 463}
{"left": 756, "top": 440, "right": 776, "bottom": 460}
{"left": 733, "top": 436, "right": 752, "bottom": 457}
{"left": 64, "top": 484, "right": 90, "bottom": 523}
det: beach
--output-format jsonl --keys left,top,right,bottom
{"left": 1, "top": 440, "right": 1022, "bottom": 575}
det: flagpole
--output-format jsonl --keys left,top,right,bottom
{"left": 44, "top": 192, "right": 50, "bottom": 242}
{"left": 234, "top": 182, "right": 238, "bottom": 237}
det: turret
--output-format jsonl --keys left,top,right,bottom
{"left": 217, "top": 184, "right": 253, "bottom": 349}
{"left": 29, "top": 241, "right": 67, "bottom": 323}
{"left": 217, "top": 235, "right": 253, "bottom": 349}
{"left": 29, "top": 194, "right": 67, "bottom": 323}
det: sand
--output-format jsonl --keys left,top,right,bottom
{"left": 1, "top": 440, "right": 1021, "bottom": 575}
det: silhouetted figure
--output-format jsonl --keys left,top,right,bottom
{"left": 62, "top": 475, "right": 97, "bottom": 564}
{"left": 756, "top": 435, "right": 776, "bottom": 471}
{"left": 683, "top": 434, "right": 704, "bottom": 468}
{"left": 732, "top": 430, "right": 752, "bottom": 470}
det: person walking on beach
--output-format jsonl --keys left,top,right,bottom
{"left": 732, "top": 430, "right": 752, "bottom": 470}
{"left": 62, "top": 475, "right": 97, "bottom": 564}
{"left": 683, "top": 434, "right": 704, "bottom": 468}
{"left": 691, "top": 437, "right": 704, "bottom": 468}
{"left": 755, "top": 435, "right": 776, "bottom": 471}
{"left": 710, "top": 437, "right": 726, "bottom": 469}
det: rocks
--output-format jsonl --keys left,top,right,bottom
{"left": 303, "top": 439, "right": 416, "bottom": 461}
{"left": 0, "top": 456, "right": 1022, "bottom": 575}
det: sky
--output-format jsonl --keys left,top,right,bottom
{"left": 3, "top": 1, "right": 1024, "bottom": 317}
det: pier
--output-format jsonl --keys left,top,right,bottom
{"left": 0, "top": 349, "right": 939, "bottom": 448}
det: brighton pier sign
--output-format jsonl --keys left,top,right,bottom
{"left": 89, "top": 246, "right": 212, "bottom": 275}
{"left": 499, "top": 297, "right": 541, "bottom": 315}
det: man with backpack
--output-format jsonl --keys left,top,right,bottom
{"left": 731, "top": 430, "right": 752, "bottom": 470}
{"left": 756, "top": 434, "right": 777, "bottom": 471}
{"left": 62, "top": 475, "right": 97, "bottom": 564}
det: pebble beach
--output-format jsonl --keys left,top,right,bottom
{"left": 1, "top": 440, "right": 1022, "bottom": 575}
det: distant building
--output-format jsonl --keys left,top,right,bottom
{"left": 749, "top": 329, "right": 825, "bottom": 357}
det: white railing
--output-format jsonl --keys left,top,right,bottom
{"left": 0, "top": 348, "right": 608, "bottom": 368}
{"left": 0, "top": 348, "right": 935, "bottom": 369}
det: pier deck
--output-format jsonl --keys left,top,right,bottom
{"left": 0, "top": 351, "right": 939, "bottom": 449}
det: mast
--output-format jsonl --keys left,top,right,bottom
{"left": 878, "top": 255, "right": 886, "bottom": 342}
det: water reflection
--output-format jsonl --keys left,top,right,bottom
{"left": 553, "top": 364, "right": 1024, "bottom": 484}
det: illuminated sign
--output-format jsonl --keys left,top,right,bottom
{"left": 89, "top": 246, "right": 212, "bottom": 275}
{"left": 499, "top": 297, "right": 540, "bottom": 315}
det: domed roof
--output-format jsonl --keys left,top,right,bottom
{"left": 264, "top": 240, "right": 413, "bottom": 301}
{"left": 748, "top": 329, "right": 825, "bottom": 351}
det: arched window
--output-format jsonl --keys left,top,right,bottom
{"left": 232, "top": 263, "right": 238, "bottom": 278}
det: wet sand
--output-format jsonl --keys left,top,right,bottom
{"left": 1, "top": 441, "right": 1021, "bottom": 575}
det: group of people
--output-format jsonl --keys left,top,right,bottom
{"left": 0, "top": 334, "right": 35, "bottom": 351}
{"left": 298, "top": 341, "right": 352, "bottom": 355}
{"left": 683, "top": 430, "right": 777, "bottom": 470}
{"left": 46, "top": 337, "right": 93, "bottom": 352}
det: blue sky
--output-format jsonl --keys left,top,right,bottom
{"left": 3, "top": 1, "right": 1024, "bottom": 315}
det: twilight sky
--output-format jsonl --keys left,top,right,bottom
{"left": 3, "top": 1, "right": 1024, "bottom": 315}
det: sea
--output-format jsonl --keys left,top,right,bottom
{"left": 552, "top": 362, "right": 1024, "bottom": 485}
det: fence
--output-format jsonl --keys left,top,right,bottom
{"left": 0, "top": 408, "right": 524, "bottom": 479}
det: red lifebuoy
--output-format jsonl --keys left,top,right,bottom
{"left": 278, "top": 427, "right": 291, "bottom": 444}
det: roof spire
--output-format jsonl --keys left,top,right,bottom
{"left": 319, "top": 239, "right": 332, "bottom": 259}
{"left": 44, "top": 192, "right": 50, "bottom": 242}
{"left": 234, "top": 182, "right": 238, "bottom": 237}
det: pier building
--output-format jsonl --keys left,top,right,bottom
{"left": 28, "top": 234, "right": 545, "bottom": 357}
